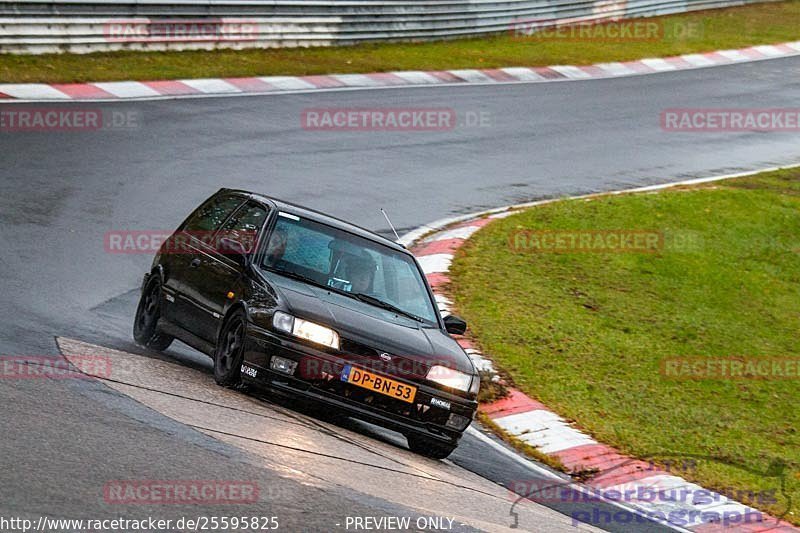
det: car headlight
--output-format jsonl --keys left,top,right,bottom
{"left": 427, "top": 365, "right": 473, "bottom": 393}
{"left": 272, "top": 311, "right": 340, "bottom": 350}
{"left": 469, "top": 375, "right": 481, "bottom": 396}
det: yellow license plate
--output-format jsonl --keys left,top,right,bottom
{"left": 341, "top": 365, "right": 417, "bottom": 403}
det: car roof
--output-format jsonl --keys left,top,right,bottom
{"left": 220, "top": 188, "right": 408, "bottom": 253}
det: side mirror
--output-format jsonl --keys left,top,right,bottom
{"left": 443, "top": 314, "right": 467, "bottom": 335}
{"left": 218, "top": 237, "right": 248, "bottom": 267}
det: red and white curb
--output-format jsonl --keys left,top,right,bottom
{"left": 405, "top": 166, "right": 800, "bottom": 532}
{"left": 1, "top": 41, "right": 799, "bottom": 102}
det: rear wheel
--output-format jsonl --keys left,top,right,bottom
{"left": 133, "top": 278, "right": 174, "bottom": 351}
{"left": 214, "top": 310, "right": 247, "bottom": 387}
{"left": 406, "top": 434, "right": 457, "bottom": 459}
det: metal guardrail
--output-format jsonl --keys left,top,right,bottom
{"left": 0, "top": 0, "right": 767, "bottom": 54}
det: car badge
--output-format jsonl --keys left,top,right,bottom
{"left": 430, "top": 397, "right": 451, "bottom": 410}
{"left": 379, "top": 352, "right": 392, "bottom": 362}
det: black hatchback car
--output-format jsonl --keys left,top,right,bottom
{"left": 134, "top": 188, "right": 479, "bottom": 458}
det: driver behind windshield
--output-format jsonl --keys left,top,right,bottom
{"left": 344, "top": 252, "right": 376, "bottom": 294}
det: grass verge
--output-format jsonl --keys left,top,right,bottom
{"left": 450, "top": 169, "right": 800, "bottom": 523}
{"left": 1, "top": 1, "right": 800, "bottom": 83}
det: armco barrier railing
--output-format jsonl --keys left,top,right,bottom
{"left": 0, "top": 0, "right": 768, "bottom": 54}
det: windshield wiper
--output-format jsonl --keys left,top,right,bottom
{"left": 264, "top": 267, "right": 427, "bottom": 323}
{"left": 264, "top": 267, "right": 360, "bottom": 298}
{"left": 263, "top": 267, "right": 330, "bottom": 291}
{"left": 351, "top": 293, "right": 426, "bottom": 323}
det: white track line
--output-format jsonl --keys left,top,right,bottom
{"left": 400, "top": 163, "right": 800, "bottom": 246}
{"left": 2, "top": 48, "right": 798, "bottom": 104}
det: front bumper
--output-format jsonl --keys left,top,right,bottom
{"left": 242, "top": 324, "right": 477, "bottom": 444}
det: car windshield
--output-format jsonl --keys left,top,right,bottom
{"left": 261, "top": 212, "right": 438, "bottom": 325}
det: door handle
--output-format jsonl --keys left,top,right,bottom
{"left": 189, "top": 258, "right": 201, "bottom": 268}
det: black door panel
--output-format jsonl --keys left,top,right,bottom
{"left": 161, "top": 193, "right": 247, "bottom": 337}
{"left": 185, "top": 201, "right": 270, "bottom": 342}
{"left": 183, "top": 247, "right": 241, "bottom": 342}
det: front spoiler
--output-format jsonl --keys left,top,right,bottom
{"left": 247, "top": 367, "right": 465, "bottom": 445}
{"left": 242, "top": 325, "right": 476, "bottom": 445}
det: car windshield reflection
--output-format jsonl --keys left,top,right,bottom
{"left": 261, "top": 212, "right": 438, "bottom": 325}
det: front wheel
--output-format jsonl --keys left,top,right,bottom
{"left": 406, "top": 434, "right": 457, "bottom": 459}
{"left": 214, "top": 310, "right": 247, "bottom": 387}
{"left": 133, "top": 278, "right": 174, "bottom": 351}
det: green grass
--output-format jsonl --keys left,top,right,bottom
{"left": 449, "top": 169, "right": 800, "bottom": 524}
{"left": 2, "top": 1, "right": 800, "bottom": 83}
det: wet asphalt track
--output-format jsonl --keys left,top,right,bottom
{"left": 2, "top": 55, "right": 800, "bottom": 531}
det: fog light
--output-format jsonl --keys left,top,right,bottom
{"left": 445, "top": 413, "right": 471, "bottom": 431}
{"left": 270, "top": 356, "right": 297, "bottom": 375}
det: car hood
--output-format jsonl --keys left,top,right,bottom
{"left": 264, "top": 272, "right": 474, "bottom": 375}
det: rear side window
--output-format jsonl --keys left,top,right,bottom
{"left": 219, "top": 202, "right": 269, "bottom": 252}
{"left": 182, "top": 194, "right": 244, "bottom": 233}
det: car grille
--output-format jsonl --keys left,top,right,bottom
{"left": 339, "top": 338, "right": 381, "bottom": 358}
{"left": 338, "top": 339, "right": 429, "bottom": 380}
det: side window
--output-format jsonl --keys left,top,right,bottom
{"left": 219, "top": 202, "right": 268, "bottom": 252}
{"left": 181, "top": 194, "right": 244, "bottom": 233}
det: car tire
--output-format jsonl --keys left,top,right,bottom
{"left": 133, "top": 278, "right": 174, "bottom": 351}
{"left": 406, "top": 434, "right": 457, "bottom": 459}
{"left": 214, "top": 309, "right": 247, "bottom": 387}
